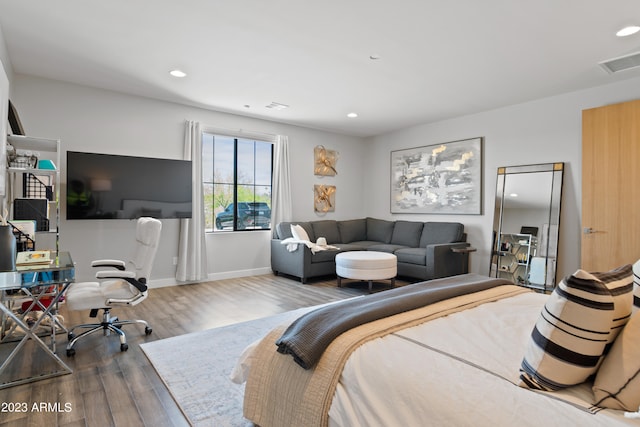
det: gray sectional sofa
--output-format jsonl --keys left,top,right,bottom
{"left": 271, "top": 217, "right": 471, "bottom": 283}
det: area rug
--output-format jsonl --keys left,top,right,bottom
{"left": 140, "top": 304, "right": 329, "bottom": 426}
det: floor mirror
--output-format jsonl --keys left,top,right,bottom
{"left": 490, "top": 163, "right": 564, "bottom": 292}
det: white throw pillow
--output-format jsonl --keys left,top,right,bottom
{"left": 593, "top": 311, "right": 640, "bottom": 411}
{"left": 290, "top": 224, "right": 310, "bottom": 241}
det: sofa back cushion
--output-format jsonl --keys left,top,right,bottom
{"left": 390, "top": 220, "right": 424, "bottom": 247}
{"left": 420, "top": 222, "right": 464, "bottom": 247}
{"left": 311, "top": 220, "right": 341, "bottom": 244}
{"left": 366, "top": 217, "right": 395, "bottom": 243}
{"left": 276, "top": 222, "right": 314, "bottom": 240}
{"left": 337, "top": 219, "right": 367, "bottom": 243}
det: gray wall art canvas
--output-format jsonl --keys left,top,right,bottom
{"left": 391, "top": 137, "right": 483, "bottom": 214}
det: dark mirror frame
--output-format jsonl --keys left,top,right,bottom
{"left": 490, "top": 162, "right": 564, "bottom": 292}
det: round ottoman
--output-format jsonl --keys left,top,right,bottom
{"left": 335, "top": 251, "right": 397, "bottom": 293}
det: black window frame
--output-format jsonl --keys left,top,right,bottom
{"left": 203, "top": 133, "right": 273, "bottom": 232}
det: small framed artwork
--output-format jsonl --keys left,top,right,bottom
{"left": 314, "top": 145, "right": 338, "bottom": 176}
{"left": 314, "top": 184, "right": 336, "bottom": 212}
{"left": 390, "top": 137, "right": 483, "bottom": 214}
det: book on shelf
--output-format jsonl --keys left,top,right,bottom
{"left": 16, "top": 250, "right": 52, "bottom": 266}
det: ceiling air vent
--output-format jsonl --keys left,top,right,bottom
{"left": 265, "top": 102, "right": 289, "bottom": 110}
{"left": 599, "top": 51, "right": 640, "bottom": 74}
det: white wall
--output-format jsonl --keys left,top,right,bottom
{"left": 0, "top": 25, "right": 12, "bottom": 91}
{"left": 11, "top": 71, "right": 640, "bottom": 286}
{"left": 364, "top": 76, "right": 640, "bottom": 281}
{"left": 12, "top": 75, "right": 366, "bottom": 284}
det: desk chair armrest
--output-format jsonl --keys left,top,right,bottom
{"left": 106, "top": 292, "right": 146, "bottom": 306}
{"left": 91, "top": 259, "right": 126, "bottom": 270}
{"left": 95, "top": 270, "right": 148, "bottom": 293}
{"left": 95, "top": 270, "right": 135, "bottom": 280}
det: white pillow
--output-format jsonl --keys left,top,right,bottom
{"left": 593, "top": 311, "right": 640, "bottom": 411}
{"left": 290, "top": 224, "right": 310, "bottom": 241}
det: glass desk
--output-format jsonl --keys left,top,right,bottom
{"left": 0, "top": 252, "right": 75, "bottom": 389}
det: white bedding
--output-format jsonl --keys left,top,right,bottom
{"left": 328, "top": 292, "right": 637, "bottom": 426}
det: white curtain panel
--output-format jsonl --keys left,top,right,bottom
{"left": 0, "top": 64, "right": 8, "bottom": 201}
{"left": 176, "top": 120, "right": 208, "bottom": 282}
{"left": 271, "top": 135, "right": 292, "bottom": 237}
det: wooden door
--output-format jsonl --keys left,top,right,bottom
{"left": 582, "top": 99, "right": 640, "bottom": 271}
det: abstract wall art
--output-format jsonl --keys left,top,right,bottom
{"left": 314, "top": 184, "right": 336, "bottom": 212}
{"left": 390, "top": 137, "right": 483, "bottom": 214}
{"left": 314, "top": 145, "right": 338, "bottom": 176}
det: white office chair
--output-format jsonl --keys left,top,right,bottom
{"left": 64, "top": 217, "right": 162, "bottom": 356}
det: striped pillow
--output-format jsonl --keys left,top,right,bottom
{"left": 597, "top": 264, "right": 633, "bottom": 351}
{"left": 519, "top": 269, "right": 620, "bottom": 391}
{"left": 633, "top": 259, "right": 640, "bottom": 313}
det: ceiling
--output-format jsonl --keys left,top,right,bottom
{"left": 1, "top": 1, "right": 639, "bottom": 138}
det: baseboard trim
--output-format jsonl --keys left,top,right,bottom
{"left": 205, "top": 267, "right": 273, "bottom": 282}
{"left": 147, "top": 267, "right": 273, "bottom": 289}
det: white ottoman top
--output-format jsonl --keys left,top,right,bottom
{"left": 335, "top": 251, "right": 397, "bottom": 270}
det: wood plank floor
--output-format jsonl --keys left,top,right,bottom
{"left": 0, "top": 274, "right": 408, "bottom": 427}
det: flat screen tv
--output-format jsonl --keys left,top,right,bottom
{"left": 66, "top": 151, "right": 192, "bottom": 220}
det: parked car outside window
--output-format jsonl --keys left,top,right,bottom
{"left": 215, "top": 202, "right": 271, "bottom": 230}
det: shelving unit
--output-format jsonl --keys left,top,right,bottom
{"left": 5, "top": 134, "right": 61, "bottom": 254}
{"left": 493, "top": 233, "right": 537, "bottom": 288}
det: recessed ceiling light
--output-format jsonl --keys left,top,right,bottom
{"left": 616, "top": 26, "right": 640, "bottom": 37}
{"left": 347, "top": 112, "right": 358, "bottom": 118}
{"left": 170, "top": 69, "right": 187, "bottom": 78}
{"left": 509, "top": 193, "right": 518, "bottom": 198}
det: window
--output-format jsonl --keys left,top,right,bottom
{"left": 202, "top": 132, "right": 273, "bottom": 232}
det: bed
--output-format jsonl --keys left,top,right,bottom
{"left": 237, "top": 272, "right": 640, "bottom": 426}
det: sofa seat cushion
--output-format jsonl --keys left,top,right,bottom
{"left": 343, "top": 241, "right": 380, "bottom": 250}
{"left": 394, "top": 247, "right": 427, "bottom": 266}
{"left": 311, "top": 220, "right": 341, "bottom": 244}
{"left": 390, "top": 220, "right": 424, "bottom": 247}
{"left": 334, "top": 243, "right": 372, "bottom": 251}
{"left": 367, "top": 244, "right": 410, "bottom": 254}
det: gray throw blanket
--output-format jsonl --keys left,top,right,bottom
{"left": 276, "top": 274, "right": 513, "bottom": 369}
